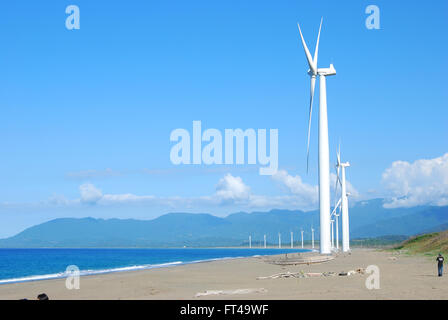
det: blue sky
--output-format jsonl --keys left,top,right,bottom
{"left": 0, "top": 0, "right": 447, "bottom": 237}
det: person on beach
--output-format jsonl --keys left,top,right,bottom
{"left": 436, "top": 253, "right": 444, "bottom": 277}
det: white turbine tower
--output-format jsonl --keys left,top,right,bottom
{"left": 311, "top": 226, "right": 315, "bottom": 249}
{"left": 336, "top": 145, "right": 351, "bottom": 252}
{"left": 278, "top": 233, "right": 281, "bottom": 249}
{"left": 264, "top": 234, "right": 267, "bottom": 248}
{"left": 249, "top": 235, "right": 252, "bottom": 248}
{"left": 298, "top": 18, "right": 336, "bottom": 255}
{"left": 330, "top": 219, "right": 334, "bottom": 249}
{"left": 301, "top": 229, "right": 304, "bottom": 249}
{"left": 331, "top": 197, "right": 341, "bottom": 251}
{"left": 335, "top": 208, "right": 339, "bottom": 250}
{"left": 290, "top": 231, "right": 294, "bottom": 248}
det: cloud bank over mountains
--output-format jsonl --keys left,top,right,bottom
{"left": 382, "top": 153, "right": 448, "bottom": 208}
{"left": 2, "top": 154, "right": 447, "bottom": 226}
{"left": 72, "top": 171, "right": 321, "bottom": 212}
{"left": 70, "top": 153, "right": 448, "bottom": 211}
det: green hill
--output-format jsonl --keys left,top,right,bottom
{"left": 394, "top": 230, "right": 448, "bottom": 256}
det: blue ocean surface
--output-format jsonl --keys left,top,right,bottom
{"left": 0, "top": 248, "right": 309, "bottom": 284}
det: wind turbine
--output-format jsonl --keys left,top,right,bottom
{"left": 301, "top": 229, "right": 304, "bottom": 248}
{"left": 335, "top": 206, "right": 340, "bottom": 250}
{"left": 336, "top": 145, "right": 351, "bottom": 252}
{"left": 332, "top": 152, "right": 341, "bottom": 252}
{"left": 264, "top": 234, "right": 267, "bottom": 248}
{"left": 278, "top": 233, "right": 282, "bottom": 249}
{"left": 290, "top": 231, "right": 294, "bottom": 248}
{"left": 331, "top": 197, "right": 341, "bottom": 250}
{"left": 298, "top": 18, "right": 336, "bottom": 255}
{"left": 330, "top": 219, "right": 334, "bottom": 249}
{"left": 311, "top": 226, "right": 315, "bottom": 249}
{"left": 249, "top": 235, "right": 252, "bottom": 248}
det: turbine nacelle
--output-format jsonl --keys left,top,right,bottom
{"left": 339, "top": 161, "right": 350, "bottom": 168}
{"left": 318, "top": 64, "right": 337, "bottom": 76}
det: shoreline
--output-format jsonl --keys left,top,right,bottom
{"left": 0, "top": 248, "right": 311, "bottom": 286}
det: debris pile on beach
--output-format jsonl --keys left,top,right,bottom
{"left": 338, "top": 268, "right": 365, "bottom": 276}
{"left": 388, "top": 256, "right": 398, "bottom": 261}
{"left": 257, "top": 268, "right": 365, "bottom": 280}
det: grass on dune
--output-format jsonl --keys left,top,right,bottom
{"left": 393, "top": 230, "right": 448, "bottom": 257}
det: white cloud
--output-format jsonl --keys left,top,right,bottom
{"left": 215, "top": 174, "right": 251, "bottom": 203}
{"left": 382, "top": 153, "right": 448, "bottom": 208}
{"left": 272, "top": 170, "right": 318, "bottom": 205}
{"left": 8, "top": 171, "right": 351, "bottom": 215}
{"left": 79, "top": 183, "right": 103, "bottom": 204}
{"left": 330, "top": 173, "right": 359, "bottom": 198}
{"left": 69, "top": 173, "right": 316, "bottom": 211}
{"left": 271, "top": 170, "right": 360, "bottom": 209}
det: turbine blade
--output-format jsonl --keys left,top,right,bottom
{"left": 337, "top": 147, "right": 341, "bottom": 166}
{"left": 334, "top": 145, "right": 342, "bottom": 208}
{"left": 334, "top": 168, "right": 338, "bottom": 193}
{"left": 337, "top": 166, "right": 341, "bottom": 185}
{"left": 337, "top": 143, "right": 342, "bottom": 186}
{"left": 306, "top": 76, "right": 316, "bottom": 173}
{"left": 313, "top": 18, "right": 323, "bottom": 70}
{"left": 297, "top": 23, "right": 316, "bottom": 74}
{"left": 334, "top": 166, "right": 339, "bottom": 208}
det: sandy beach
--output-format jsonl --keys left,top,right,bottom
{"left": 0, "top": 248, "right": 447, "bottom": 300}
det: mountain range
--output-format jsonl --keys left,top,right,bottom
{"left": 0, "top": 198, "right": 447, "bottom": 247}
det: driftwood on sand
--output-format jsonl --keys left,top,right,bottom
{"left": 257, "top": 271, "right": 336, "bottom": 279}
{"left": 195, "top": 288, "right": 267, "bottom": 297}
{"left": 266, "top": 253, "right": 335, "bottom": 265}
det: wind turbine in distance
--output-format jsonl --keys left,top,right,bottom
{"left": 301, "top": 229, "right": 304, "bottom": 249}
{"left": 330, "top": 197, "right": 341, "bottom": 251}
{"left": 264, "top": 234, "right": 267, "bottom": 248}
{"left": 278, "top": 233, "right": 281, "bottom": 249}
{"left": 330, "top": 219, "right": 334, "bottom": 249}
{"left": 298, "top": 18, "right": 336, "bottom": 254}
{"left": 335, "top": 206, "right": 340, "bottom": 250}
{"left": 311, "top": 226, "right": 315, "bottom": 249}
{"left": 290, "top": 231, "right": 294, "bottom": 248}
{"left": 336, "top": 144, "right": 351, "bottom": 252}
{"left": 249, "top": 235, "right": 252, "bottom": 248}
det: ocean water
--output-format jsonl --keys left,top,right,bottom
{"left": 0, "top": 248, "right": 309, "bottom": 284}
